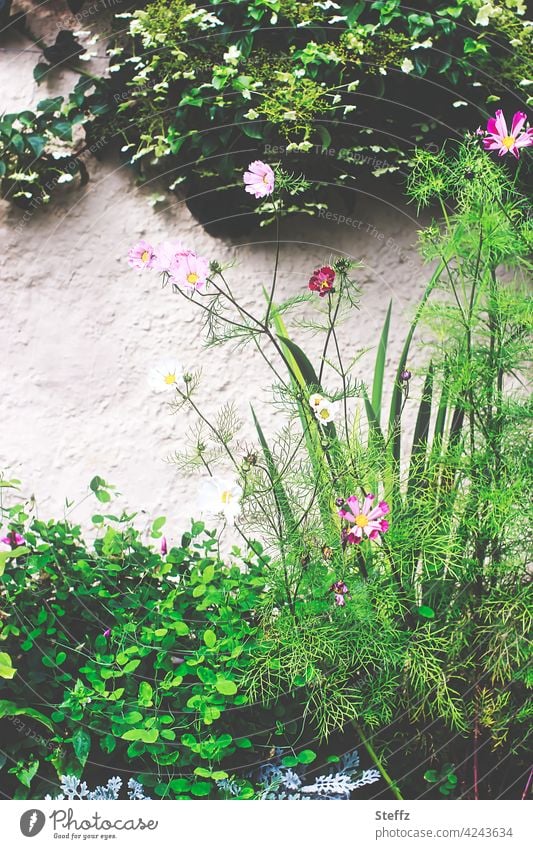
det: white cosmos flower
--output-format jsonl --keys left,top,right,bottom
{"left": 198, "top": 476, "right": 243, "bottom": 525}
{"left": 148, "top": 359, "right": 185, "bottom": 393}
{"left": 314, "top": 399, "right": 339, "bottom": 424}
{"left": 401, "top": 58, "right": 414, "bottom": 74}
{"left": 309, "top": 393, "right": 325, "bottom": 411}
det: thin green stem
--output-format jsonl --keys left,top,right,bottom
{"left": 352, "top": 722, "right": 403, "bottom": 800}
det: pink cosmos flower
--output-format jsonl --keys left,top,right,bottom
{"left": 482, "top": 110, "right": 533, "bottom": 159}
{"left": 1, "top": 531, "right": 26, "bottom": 547}
{"left": 169, "top": 251, "right": 209, "bottom": 291}
{"left": 243, "top": 160, "right": 275, "bottom": 198}
{"left": 128, "top": 239, "right": 155, "bottom": 270}
{"left": 308, "top": 266, "right": 335, "bottom": 297}
{"left": 103, "top": 628, "right": 111, "bottom": 639}
{"left": 338, "top": 494, "right": 390, "bottom": 545}
{"left": 152, "top": 239, "right": 185, "bottom": 273}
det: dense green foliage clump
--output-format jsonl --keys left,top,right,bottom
{"left": 1, "top": 0, "right": 532, "bottom": 231}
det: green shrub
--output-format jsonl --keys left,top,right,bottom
{"left": 1, "top": 1, "right": 531, "bottom": 232}
{"left": 0, "top": 493, "right": 268, "bottom": 799}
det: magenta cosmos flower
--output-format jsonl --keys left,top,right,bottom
{"left": 127, "top": 239, "right": 155, "bottom": 270}
{"left": 483, "top": 110, "right": 533, "bottom": 159}
{"left": 338, "top": 494, "right": 390, "bottom": 545}
{"left": 329, "top": 580, "right": 349, "bottom": 607}
{"left": 308, "top": 266, "right": 335, "bottom": 297}
{"left": 243, "top": 160, "right": 275, "bottom": 198}
{"left": 1, "top": 531, "right": 26, "bottom": 547}
{"left": 169, "top": 251, "right": 209, "bottom": 291}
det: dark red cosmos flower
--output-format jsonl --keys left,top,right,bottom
{"left": 308, "top": 265, "right": 335, "bottom": 297}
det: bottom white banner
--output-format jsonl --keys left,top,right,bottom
{"left": 1, "top": 800, "right": 529, "bottom": 848}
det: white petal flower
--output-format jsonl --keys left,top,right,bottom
{"left": 401, "top": 58, "right": 414, "bottom": 74}
{"left": 475, "top": 3, "right": 495, "bottom": 27}
{"left": 315, "top": 399, "right": 339, "bottom": 424}
{"left": 198, "top": 476, "right": 243, "bottom": 525}
{"left": 309, "top": 392, "right": 325, "bottom": 411}
{"left": 148, "top": 359, "right": 185, "bottom": 393}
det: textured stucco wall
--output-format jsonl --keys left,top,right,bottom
{"left": 0, "top": 6, "right": 431, "bottom": 539}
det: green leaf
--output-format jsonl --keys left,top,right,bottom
{"left": 138, "top": 681, "right": 154, "bottom": 707}
{"left": 215, "top": 678, "right": 238, "bottom": 696}
{"left": 26, "top": 135, "right": 46, "bottom": 158}
{"left": 202, "top": 563, "right": 215, "bottom": 583}
{"left": 170, "top": 778, "right": 191, "bottom": 792}
{"left": 121, "top": 728, "right": 159, "bottom": 743}
{"left": 50, "top": 120, "right": 72, "bottom": 141}
{"left": 417, "top": 605, "right": 435, "bottom": 620}
{"left": 191, "top": 520, "right": 205, "bottom": 536}
{"left": 191, "top": 781, "right": 212, "bottom": 797}
{"left": 362, "top": 386, "right": 385, "bottom": 450}
{"left": 72, "top": 727, "right": 91, "bottom": 767}
{"left": 251, "top": 406, "right": 299, "bottom": 541}
{"left": 0, "top": 700, "right": 53, "bottom": 731}
{"left": 297, "top": 749, "right": 317, "bottom": 764}
{"left": 388, "top": 261, "right": 444, "bottom": 475}
{"left": 408, "top": 362, "right": 433, "bottom": 496}
{"left": 281, "top": 755, "right": 299, "bottom": 767}
{"left": 0, "top": 546, "right": 30, "bottom": 577}
{"left": 424, "top": 769, "right": 439, "bottom": 783}
{"left": 277, "top": 334, "right": 321, "bottom": 391}
{"left": 123, "top": 710, "right": 143, "bottom": 724}
{"left": 371, "top": 299, "right": 392, "bottom": 424}
{"left": 151, "top": 516, "right": 166, "bottom": 536}
{"left": 34, "top": 63, "right": 50, "bottom": 83}
{"left": 0, "top": 652, "right": 16, "bottom": 679}
{"left": 203, "top": 630, "right": 217, "bottom": 648}
{"left": 241, "top": 121, "right": 265, "bottom": 140}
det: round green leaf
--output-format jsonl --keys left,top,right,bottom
{"left": 203, "top": 630, "right": 217, "bottom": 648}
{"left": 215, "top": 678, "right": 238, "bottom": 696}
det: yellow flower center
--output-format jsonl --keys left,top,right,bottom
{"left": 318, "top": 407, "right": 331, "bottom": 420}
{"left": 164, "top": 372, "right": 176, "bottom": 385}
{"left": 221, "top": 490, "right": 233, "bottom": 504}
{"left": 187, "top": 272, "right": 199, "bottom": 284}
{"left": 354, "top": 514, "right": 369, "bottom": 528}
{"left": 262, "top": 174, "right": 270, "bottom": 184}
{"left": 141, "top": 250, "right": 150, "bottom": 263}
{"left": 502, "top": 135, "right": 515, "bottom": 150}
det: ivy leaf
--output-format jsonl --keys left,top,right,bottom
{"left": 33, "top": 63, "right": 51, "bottom": 84}
{"left": 27, "top": 135, "right": 46, "bottom": 157}
{"left": 42, "top": 30, "right": 86, "bottom": 66}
